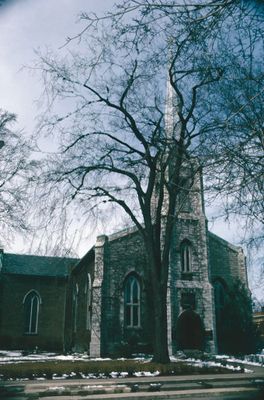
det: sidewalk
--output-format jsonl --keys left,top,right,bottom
{"left": 1, "top": 368, "right": 263, "bottom": 399}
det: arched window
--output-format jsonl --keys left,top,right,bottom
{"left": 73, "top": 283, "right": 79, "bottom": 333}
{"left": 85, "top": 274, "right": 92, "bottom": 330}
{"left": 23, "top": 290, "right": 41, "bottom": 334}
{"left": 124, "top": 275, "right": 140, "bottom": 328}
{"left": 180, "top": 241, "right": 192, "bottom": 273}
{"left": 178, "top": 176, "right": 192, "bottom": 213}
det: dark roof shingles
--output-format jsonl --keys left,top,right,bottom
{"left": 1, "top": 253, "right": 78, "bottom": 277}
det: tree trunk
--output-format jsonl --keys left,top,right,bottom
{"left": 151, "top": 282, "right": 170, "bottom": 363}
{"left": 144, "top": 224, "right": 171, "bottom": 364}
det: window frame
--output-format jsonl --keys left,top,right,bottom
{"left": 85, "top": 274, "right": 92, "bottom": 330}
{"left": 23, "top": 290, "right": 41, "bottom": 335}
{"left": 73, "top": 283, "right": 79, "bottom": 333}
{"left": 180, "top": 240, "right": 192, "bottom": 273}
{"left": 124, "top": 274, "right": 141, "bottom": 328}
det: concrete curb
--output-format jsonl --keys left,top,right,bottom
{"left": 1, "top": 371, "right": 264, "bottom": 399}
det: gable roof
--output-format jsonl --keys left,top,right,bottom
{"left": 1, "top": 253, "right": 78, "bottom": 277}
{"left": 72, "top": 247, "right": 94, "bottom": 275}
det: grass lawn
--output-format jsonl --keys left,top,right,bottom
{"left": 0, "top": 359, "right": 239, "bottom": 381}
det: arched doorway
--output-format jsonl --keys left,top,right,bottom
{"left": 176, "top": 310, "right": 204, "bottom": 350}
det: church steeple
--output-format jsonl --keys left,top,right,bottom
{"left": 164, "top": 65, "right": 181, "bottom": 141}
{"left": 151, "top": 71, "right": 181, "bottom": 222}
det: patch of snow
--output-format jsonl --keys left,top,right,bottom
{"left": 49, "top": 386, "right": 65, "bottom": 391}
{"left": 133, "top": 371, "right": 160, "bottom": 377}
{"left": 215, "top": 355, "right": 229, "bottom": 360}
{"left": 0, "top": 350, "right": 112, "bottom": 364}
{"left": 83, "top": 385, "right": 104, "bottom": 389}
{"left": 171, "top": 353, "right": 264, "bottom": 369}
{"left": 170, "top": 356, "right": 185, "bottom": 363}
{"left": 184, "top": 358, "right": 241, "bottom": 371}
{"left": 15, "top": 378, "right": 29, "bottom": 381}
{"left": 109, "top": 371, "right": 129, "bottom": 378}
{"left": 0, "top": 351, "right": 23, "bottom": 358}
{"left": 54, "top": 355, "right": 74, "bottom": 361}
{"left": 87, "top": 374, "right": 97, "bottom": 379}
{"left": 215, "top": 353, "right": 264, "bottom": 366}
{"left": 225, "top": 356, "right": 264, "bottom": 367}
{"left": 52, "top": 374, "right": 67, "bottom": 380}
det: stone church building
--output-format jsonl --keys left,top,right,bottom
{"left": 0, "top": 201, "right": 248, "bottom": 357}
{"left": 76, "top": 169, "right": 248, "bottom": 357}
{"left": 0, "top": 171, "right": 248, "bottom": 357}
{"left": 0, "top": 81, "right": 248, "bottom": 357}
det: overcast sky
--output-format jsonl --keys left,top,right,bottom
{"left": 0, "top": 0, "right": 120, "bottom": 256}
{"left": 0, "top": 0, "right": 114, "bottom": 133}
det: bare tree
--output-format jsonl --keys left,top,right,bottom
{"left": 34, "top": 24, "right": 226, "bottom": 362}
{"left": 72, "top": 0, "right": 238, "bottom": 45}
{"left": 33, "top": 0, "right": 263, "bottom": 361}
{"left": 61, "top": 0, "right": 263, "bottom": 248}
{"left": 198, "top": 45, "right": 264, "bottom": 245}
{"left": 0, "top": 109, "right": 33, "bottom": 241}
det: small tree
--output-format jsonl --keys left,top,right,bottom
{"left": 218, "top": 280, "right": 258, "bottom": 355}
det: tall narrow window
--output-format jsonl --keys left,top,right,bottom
{"left": 178, "top": 177, "right": 192, "bottom": 213}
{"left": 73, "top": 284, "right": 79, "bottom": 333}
{"left": 180, "top": 241, "right": 192, "bottom": 273}
{"left": 85, "top": 274, "right": 92, "bottom": 330}
{"left": 23, "top": 290, "right": 41, "bottom": 334}
{"left": 124, "top": 275, "right": 140, "bottom": 328}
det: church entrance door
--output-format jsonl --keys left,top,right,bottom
{"left": 176, "top": 310, "right": 204, "bottom": 350}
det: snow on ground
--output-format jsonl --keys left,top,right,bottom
{"left": 185, "top": 358, "right": 253, "bottom": 373}
{"left": 215, "top": 351, "right": 264, "bottom": 367}
{"left": 1, "top": 349, "right": 263, "bottom": 364}
{"left": 0, "top": 349, "right": 263, "bottom": 367}
{"left": 0, "top": 349, "right": 263, "bottom": 381}
{"left": 0, "top": 350, "right": 91, "bottom": 364}
{"left": 134, "top": 371, "right": 160, "bottom": 377}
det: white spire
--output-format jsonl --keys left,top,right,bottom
{"left": 164, "top": 71, "right": 181, "bottom": 141}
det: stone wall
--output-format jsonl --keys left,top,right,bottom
{"left": 68, "top": 249, "right": 94, "bottom": 353}
{"left": 95, "top": 229, "right": 154, "bottom": 357}
{"left": 208, "top": 232, "right": 247, "bottom": 287}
